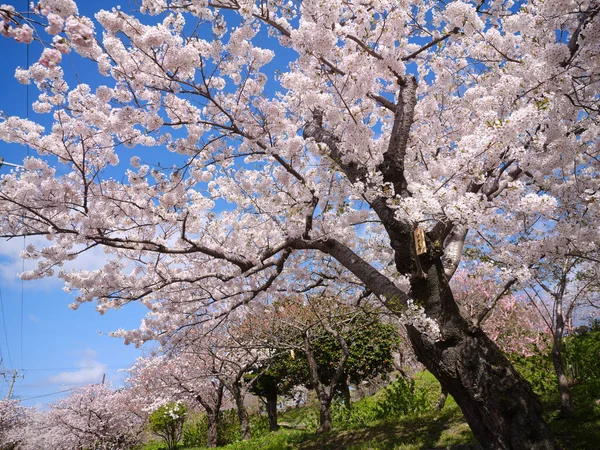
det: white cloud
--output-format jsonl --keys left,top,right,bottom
{"left": 0, "top": 236, "right": 113, "bottom": 290}
{"left": 47, "top": 348, "right": 107, "bottom": 385}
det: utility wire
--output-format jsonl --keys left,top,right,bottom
{"left": 0, "top": 289, "right": 14, "bottom": 369}
{"left": 21, "top": 388, "right": 73, "bottom": 401}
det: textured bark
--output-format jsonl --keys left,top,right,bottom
{"left": 231, "top": 385, "right": 251, "bottom": 441}
{"left": 406, "top": 261, "right": 556, "bottom": 450}
{"left": 318, "top": 399, "right": 333, "bottom": 433}
{"left": 206, "top": 412, "right": 219, "bottom": 448}
{"left": 195, "top": 384, "right": 223, "bottom": 448}
{"left": 552, "top": 331, "right": 575, "bottom": 416}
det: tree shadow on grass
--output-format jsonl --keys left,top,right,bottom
{"left": 297, "top": 408, "right": 477, "bottom": 450}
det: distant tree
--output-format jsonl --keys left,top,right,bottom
{"left": 522, "top": 255, "right": 600, "bottom": 416}
{"left": 14, "top": 384, "right": 144, "bottom": 450}
{"left": 451, "top": 269, "right": 549, "bottom": 356}
{"left": 127, "top": 353, "right": 228, "bottom": 448}
{"left": 0, "top": 399, "right": 27, "bottom": 449}
{"left": 245, "top": 296, "right": 399, "bottom": 432}
{"left": 149, "top": 402, "right": 187, "bottom": 450}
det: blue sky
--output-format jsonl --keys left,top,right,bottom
{"left": 0, "top": 0, "right": 151, "bottom": 408}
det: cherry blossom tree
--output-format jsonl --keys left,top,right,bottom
{"left": 1, "top": 1, "right": 599, "bottom": 448}
{"left": 13, "top": 383, "right": 144, "bottom": 450}
{"left": 521, "top": 255, "right": 600, "bottom": 416}
{"left": 451, "top": 269, "right": 549, "bottom": 357}
{"left": 0, "top": 398, "right": 28, "bottom": 449}
{"left": 126, "top": 353, "right": 228, "bottom": 448}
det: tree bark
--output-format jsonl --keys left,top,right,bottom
{"left": 318, "top": 399, "right": 333, "bottom": 433}
{"left": 206, "top": 411, "right": 219, "bottom": 448}
{"left": 265, "top": 390, "right": 279, "bottom": 431}
{"left": 406, "top": 261, "right": 556, "bottom": 450}
{"left": 551, "top": 327, "right": 575, "bottom": 416}
{"left": 231, "top": 384, "right": 251, "bottom": 441}
{"left": 195, "top": 385, "right": 223, "bottom": 448}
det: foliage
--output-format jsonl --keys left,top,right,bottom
{"left": 249, "top": 414, "right": 271, "bottom": 439}
{"left": 312, "top": 317, "right": 400, "bottom": 388}
{"left": 149, "top": 403, "right": 187, "bottom": 450}
{"left": 181, "top": 409, "right": 248, "bottom": 448}
{"left": 331, "top": 398, "right": 378, "bottom": 429}
{"left": 564, "top": 326, "right": 600, "bottom": 402}
{"left": 511, "top": 350, "right": 557, "bottom": 398}
{"left": 374, "top": 377, "right": 431, "bottom": 420}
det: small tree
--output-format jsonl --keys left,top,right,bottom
{"left": 149, "top": 403, "right": 187, "bottom": 450}
{"left": 245, "top": 296, "right": 399, "bottom": 432}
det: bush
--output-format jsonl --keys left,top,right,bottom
{"left": 565, "top": 327, "right": 600, "bottom": 403}
{"left": 249, "top": 413, "right": 270, "bottom": 439}
{"left": 179, "top": 409, "right": 244, "bottom": 447}
{"left": 511, "top": 350, "right": 557, "bottom": 398}
{"left": 148, "top": 403, "right": 186, "bottom": 450}
{"left": 181, "top": 413, "right": 207, "bottom": 447}
{"left": 331, "top": 398, "right": 378, "bottom": 429}
{"left": 374, "top": 376, "right": 430, "bottom": 420}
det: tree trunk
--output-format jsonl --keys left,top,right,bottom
{"left": 196, "top": 384, "right": 223, "bottom": 448}
{"left": 317, "top": 398, "right": 333, "bottom": 433}
{"left": 551, "top": 332, "right": 575, "bottom": 416}
{"left": 206, "top": 411, "right": 219, "bottom": 448}
{"left": 406, "top": 260, "right": 557, "bottom": 450}
{"left": 232, "top": 385, "right": 251, "bottom": 441}
{"left": 340, "top": 378, "right": 352, "bottom": 409}
{"left": 265, "top": 390, "right": 279, "bottom": 431}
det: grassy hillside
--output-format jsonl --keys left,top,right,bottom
{"left": 139, "top": 371, "right": 600, "bottom": 450}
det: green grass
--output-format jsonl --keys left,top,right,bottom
{"left": 139, "top": 371, "right": 600, "bottom": 450}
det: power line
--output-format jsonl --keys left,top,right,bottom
{"left": 0, "top": 289, "right": 14, "bottom": 369}
{"left": 21, "top": 388, "right": 73, "bottom": 401}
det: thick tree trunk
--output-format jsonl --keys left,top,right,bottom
{"left": 407, "top": 261, "right": 556, "bottom": 450}
{"left": 317, "top": 398, "right": 333, "bottom": 433}
{"left": 551, "top": 334, "right": 575, "bottom": 416}
{"left": 265, "top": 391, "right": 279, "bottom": 431}
{"left": 232, "top": 385, "right": 251, "bottom": 441}
{"left": 206, "top": 412, "right": 219, "bottom": 448}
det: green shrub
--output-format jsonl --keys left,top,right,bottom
{"left": 565, "top": 327, "right": 600, "bottom": 404}
{"left": 511, "top": 350, "right": 557, "bottom": 398}
{"left": 182, "top": 413, "right": 207, "bottom": 447}
{"left": 374, "top": 376, "right": 430, "bottom": 420}
{"left": 217, "top": 409, "right": 242, "bottom": 446}
{"left": 249, "top": 413, "right": 270, "bottom": 439}
{"left": 148, "top": 403, "right": 187, "bottom": 450}
{"left": 331, "top": 398, "right": 378, "bottom": 429}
